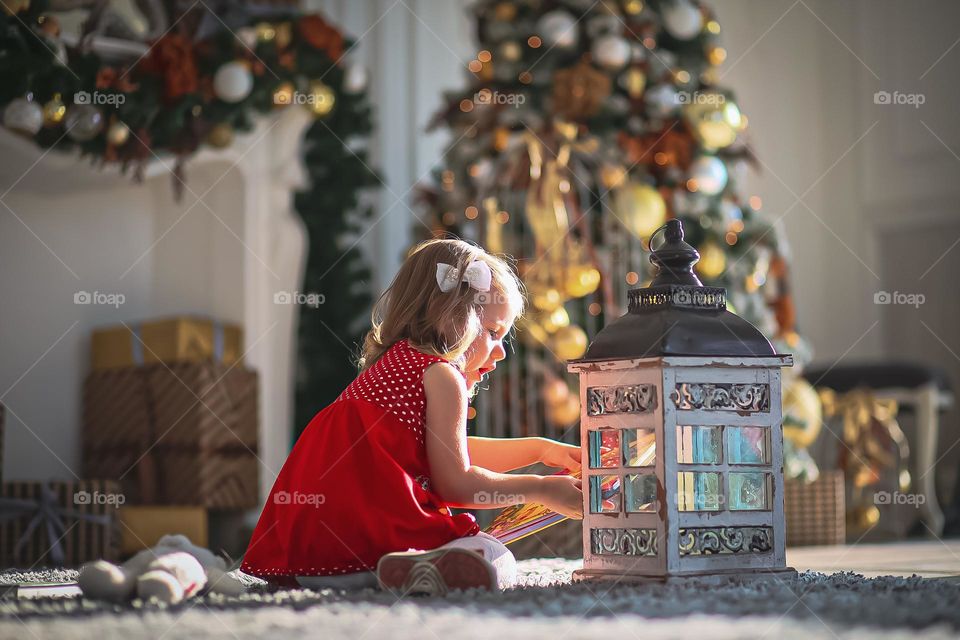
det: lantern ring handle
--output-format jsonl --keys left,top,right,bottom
{"left": 647, "top": 222, "right": 671, "bottom": 254}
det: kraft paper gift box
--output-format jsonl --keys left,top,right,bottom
{"left": 91, "top": 316, "right": 243, "bottom": 371}
{"left": 83, "top": 360, "right": 260, "bottom": 509}
{"left": 784, "top": 470, "right": 846, "bottom": 546}
{"left": 0, "top": 480, "right": 122, "bottom": 567}
{"left": 118, "top": 505, "right": 209, "bottom": 555}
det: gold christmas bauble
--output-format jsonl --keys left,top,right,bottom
{"left": 305, "top": 80, "right": 336, "bottom": 117}
{"left": 565, "top": 264, "right": 601, "bottom": 298}
{"left": 106, "top": 121, "right": 130, "bottom": 146}
{"left": 42, "top": 94, "right": 65, "bottom": 126}
{"left": 543, "top": 306, "right": 570, "bottom": 333}
{"left": 599, "top": 164, "right": 627, "bottom": 189}
{"left": 500, "top": 41, "right": 522, "bottom": 62}
{"left": 272, "top": 81, "right": 295, "bottom": 108}
{"left": 695, "top": 241, "right": 726, "bottom": 279}
{"left": 552, "top": 325, "right": 588, "bottom": 360}
{"left": 255, "top": 21, "right": 276, "bottom": 42}
{"left": 543, "top": 377, "right": 570, "bottom": 406}
{"left": 519, "top": 316, "right": 549, "bottom": 347}
{"left": 547, "top": 394, "right": 581, "bottom": 426}
{"left": 782, "top": 377, "right": 823, "bottom": 450}
{"left": 531, "top": 285, "right": 563, "bottom": 312}
{"left": 275, "top": 22, "right": 293, "bottom": 49}
{"left": 683, "top": 95, "right": 740, "bottom": 150}
{"left": 622, "top": 67, "right": 646, "bottom": 99}
{"left": 612, "top": 183, "right": 667, "bottom": 240}
{"left": 493, "top": 2, "right": 517, "bottom": 21}
{"left": 207, "top": 122, "right": 235, "bottom": 148}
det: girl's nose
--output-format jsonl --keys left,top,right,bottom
{"left": 492, "top": 342, "right": 506, "bottom": 361}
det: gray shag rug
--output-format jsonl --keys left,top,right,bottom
{"left": 2, "top": 559, "right": 959, "bottom": 639}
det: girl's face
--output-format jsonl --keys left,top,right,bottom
{"left": 462, "top": 299, "right": 515, "bottom": 389}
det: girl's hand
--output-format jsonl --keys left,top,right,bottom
{"left": 537, "top": 476, "right": 583, "bottom": 519}
{"left": 538, "top": 439, "right": 582, "bottom": 473}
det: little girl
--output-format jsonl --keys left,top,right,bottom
{"left": 241, "top": 238, "right": 583, "bottom": 595}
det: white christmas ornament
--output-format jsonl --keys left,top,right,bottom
{"left": 689, "top": 155, "right": 728, "bottom": 196}
{"left": 644, "top": 83, "right": 680, "bottom": 118}
{"left": 537, "top": 11, "right": 579, "bottom": 49}
{"left": 213, "top": 62, "right": 254, "bottom": 103}
{"left": 65, "top": 104, "right": 105, "bottom": 141}
{"left": 592, "top": 35, "right": 631, "bottom": 70}
{"left": 662, "top": 1, "right": 704, "bottom": 40}
{"left": 343, "top": 63, "right": 368, "bottom": 94}
{"left": 3, "top": 97, "right": 43, "bottom": 135}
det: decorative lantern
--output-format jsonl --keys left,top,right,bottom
{"left": 568, "top": 219, "right": 796, "bottom": 584}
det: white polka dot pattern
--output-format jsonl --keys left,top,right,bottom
{"left": 335, "top": 339, "right": 457, "bottom": 443}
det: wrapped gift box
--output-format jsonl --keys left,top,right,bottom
{"left": 0, "top": 480, "right": 122, "bottom": 567}
{"left": 118, "top": 506, "right": 208, "bottom": 555}
{"left": 83, "top": 361, "right": 259, "bottom": 509}
{"left": 785, "top": 470, "right": 846, "bottom": 546}
{"left": 91, "top": 317, "right": 243, "bottom": 371}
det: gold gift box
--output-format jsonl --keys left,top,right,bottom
{"left": 91, "top": 317, "right": 242, "bottom": 371}
{"left": 118, "top": 506, "right": 209, "bottom": 556}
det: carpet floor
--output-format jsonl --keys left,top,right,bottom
{"left": 1, "top": 559, "right": 959, "bottom": 639}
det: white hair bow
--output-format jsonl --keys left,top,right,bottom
{"left": 436, "top": 260, "right": 492, "bottom": 293}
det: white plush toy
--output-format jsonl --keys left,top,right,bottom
{"left": 78, "top": 534, "right": 245, "bottom": 604}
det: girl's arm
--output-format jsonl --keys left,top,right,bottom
{"left": 423, "top": 362, "right": 582, "bottom": 518}
{"left": 466, "top": 436, "right": 581, "bottom": 473}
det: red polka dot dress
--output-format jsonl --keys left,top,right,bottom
{"left": 241, "top": 339, "right": 480, "bottom": 586}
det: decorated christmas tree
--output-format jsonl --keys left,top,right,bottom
{"left": 418, "top": 0, "right": 819, "bottom": 463}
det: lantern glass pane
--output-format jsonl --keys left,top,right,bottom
{"left": 589, "top": 475, "right": 622, "bottom": 514}
{"left": 727, "top": 426, "right": 770, "bottom": 465}
{"left": 677, "top": 471, "right": 721, "bottom": 511}
{"left": 729, "top": 472, "right": 771, "bottom": 510}
{"left": 676, "top": 425, "right": 721, "bottom": 464}
{"left": 625, "top": 473, "right": 657, "bottom": 513}
{"left": 588, "top": 430, "right": 620, "bottom": 468}
{"left": 622, "top": 428, "right": 656, "bottom": 467}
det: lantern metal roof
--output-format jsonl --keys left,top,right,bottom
{"left": 576, "top": 219, "right": 781, "bottom": 361}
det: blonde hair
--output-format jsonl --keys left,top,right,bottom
{"left": 358, "top": 238, "right": 525, "bottom": 372}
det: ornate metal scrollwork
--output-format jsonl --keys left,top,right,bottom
{"left": 677, "top": 526, "right": 773, "bottom": 555}
{"left": 671, "top": 383, "right": 770, "bottom": 412}
{"left": 590, "top": 528, "right": 659, "bottom": 556}
{"left": 586, "top": 384, "right": 659, "bottom": 416}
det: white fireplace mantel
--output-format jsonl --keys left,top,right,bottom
{"left": 0, "top": 107, "right": 313, "bottom": 503}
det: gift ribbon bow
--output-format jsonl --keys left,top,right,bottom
{"left": 436, "top": 261, "right": 492, "bottom": 293}
{"left": 0, "top": 483, "right": 113, "bottom": 566}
